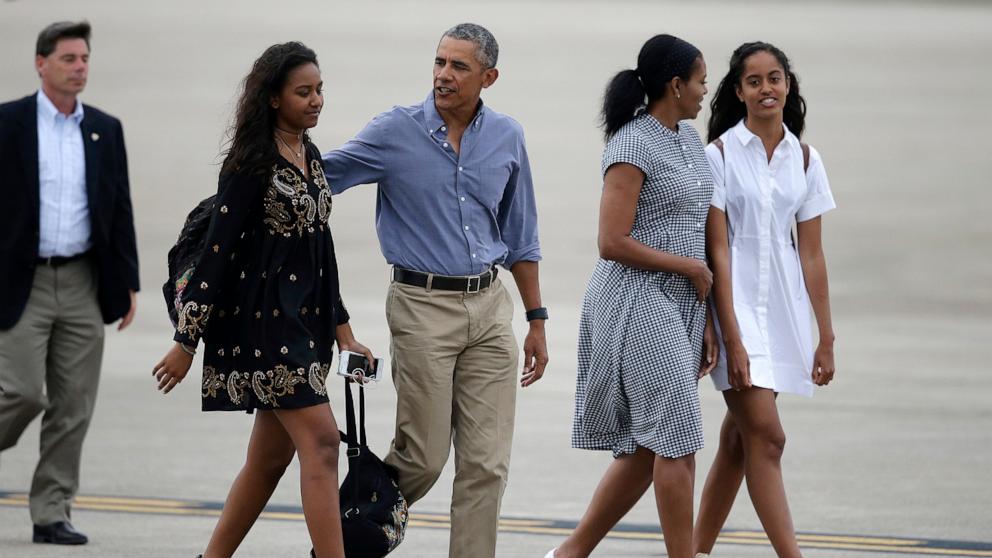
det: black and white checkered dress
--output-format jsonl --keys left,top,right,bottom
{"left": 573, "top": 114, "right": 713, "bottom": 458}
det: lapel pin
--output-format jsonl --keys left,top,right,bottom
{"left": 91, "top": 132, "right": 100, "bottom": 141}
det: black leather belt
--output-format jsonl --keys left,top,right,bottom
{"left": 392, "top": 266, "right": 497, "bottom": 293}
{"left": 37, "top": 252, "right": 90, "bottom": 267}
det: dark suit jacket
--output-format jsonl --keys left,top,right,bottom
{"left": 0, "top": 93, "right": 140, "bottom": 330}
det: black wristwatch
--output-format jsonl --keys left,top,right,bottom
{"left": 525, "top": 307, "right": 549, "bottom": 322}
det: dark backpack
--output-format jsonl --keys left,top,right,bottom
{"left": 338, "top": 381, "right": 408, "bottom": 557}
{"left": 162, "top": 195, "right": 216, "bottom": 327}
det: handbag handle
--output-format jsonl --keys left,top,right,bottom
{"left": 342, "top": 380, "right": 367, "bottom": 449}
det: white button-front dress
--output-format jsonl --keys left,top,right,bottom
{"left": 705, "top": 119, "right": 836, "bottom": 397}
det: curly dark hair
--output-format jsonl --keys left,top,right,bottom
{"left": 222, "top": 42, "right": 319, "bottom": 175}
{"left": 707, "top": 41, "right": 806, "bottom": 143}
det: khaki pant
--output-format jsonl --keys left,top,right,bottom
{"left": 0, "top": 259, "right": 104, "bottom": 525}
{"left": 384, "top": 278, "right": 518, "bottom": 558}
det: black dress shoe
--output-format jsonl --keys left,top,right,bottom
{"left": 32, "top": 521, "right": 88, "bottom": 545}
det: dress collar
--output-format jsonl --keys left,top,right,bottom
{"left": 639, "top": 111, "right": 684, "bottom": 139}
{"left": 732, "top": 118, "right": 798, "bottom": 148}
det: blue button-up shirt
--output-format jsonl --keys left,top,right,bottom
{"left": 36, "top": 89, "right": 91, "bottom": 258}
{"left": 322, "top": 92, "right": 541, "bottom": 277}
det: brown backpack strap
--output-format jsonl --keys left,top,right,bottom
{"left": 716, "top": 136, "right": 807, "bottom": 172}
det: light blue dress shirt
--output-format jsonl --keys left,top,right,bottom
{"left": 36, "top": 89, "right": 91, "bottom": 258}
{"left": 322, "top": 92, "right": 541, "bottom": 277}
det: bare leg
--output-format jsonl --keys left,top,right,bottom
{"left": 694, "top": 411, "right": 746, "bottom": 554}
{"left": 555, "top": 447, "right": 654, "bottom": 558}
{"left": 725, "top": 388, "right": 802, "bottom": 558}
{"left": 654, "top": 453, "right": 696, "bottom": 558}
{"left": 203, "top": 411, "right": 296, "bottom": 558}
{"left": 273, "top": 404, "right": 344, "bottom": 558}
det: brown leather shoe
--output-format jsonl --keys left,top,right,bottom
{"left": 32, "top": 521, "right": 88, "bottom": 545}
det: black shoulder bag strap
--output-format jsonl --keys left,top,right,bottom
{"left": 342, "top": 380, "right": 367, "bottom": 453}
{"left": 341, "top": 380, "right": 368, "bottom": 518}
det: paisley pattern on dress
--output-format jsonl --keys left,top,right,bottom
{"left": 308, "top": 362, "right": 331, "bottom": 396}
{"left": 201, "top": 362, "right": 331, "bottom": 407}
{"left": 263, "top": 162, "right": 332, "bottom": 237}
{"left": 176, "top": 301, "right": 212, "bottom": 341}
{"left": 175, "top": 142, "right": 348, "bottom": 412}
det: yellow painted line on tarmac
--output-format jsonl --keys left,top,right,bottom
{"left": 727, "top": 529, "right": 922, "bottom": 546}
{"left": 75, "top": 495, "right": 191, "bottom": 508}
{"left": 2, "top": 491, "right": 991, "bottom": 556}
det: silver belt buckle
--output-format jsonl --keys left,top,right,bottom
{"left": 466, "top": 275, "right": 481, "bottom": 294}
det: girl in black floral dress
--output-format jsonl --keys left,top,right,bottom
{"left": 153, "top": 42, "right": 370, "bottom": 558}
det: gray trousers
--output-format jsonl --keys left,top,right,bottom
{"left": 0, "top": 258, "right": 104, "bottom": 524}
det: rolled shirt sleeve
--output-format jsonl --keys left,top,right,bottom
{"left": 796, "top": 145, "right": 836, "bottom": 222}
{"left": 498, "top": 127, "right": 541, "bottom": 268}
{"left": 705, "top": 142, "right": 727, "bottom": 211}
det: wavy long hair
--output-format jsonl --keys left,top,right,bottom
{"left": 707, "top": 41, "right": 806, "bottom": 143}
{"left": 221, "top": 42, "right": 319, "bottom": 175}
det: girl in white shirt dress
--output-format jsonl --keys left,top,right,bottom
{"left": 693, "top": 43, "right": 836, "bottom": 558}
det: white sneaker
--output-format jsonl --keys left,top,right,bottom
{"left": 544, "top": 549, "right": 558, "bottom": 558}
{"left": 696, "top": 554, "right": 710, "bottom": 557}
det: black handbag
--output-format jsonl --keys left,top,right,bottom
{"left": 338, "top": 381, "right": 408, "bottom": 557}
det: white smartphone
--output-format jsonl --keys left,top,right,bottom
{"left": 336, "top": 350, "right": 383, "bottom": 382}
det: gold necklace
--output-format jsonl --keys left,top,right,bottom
{"left": 274, "top": 129, "right": 303, "bottom": 162}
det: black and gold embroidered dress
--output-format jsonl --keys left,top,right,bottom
{"left": 173, "top": 143, "right": 349, "bottom": 412}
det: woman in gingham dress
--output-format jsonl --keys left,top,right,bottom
{"left": 548, "top": 35, "right": 719, "bottom": 558}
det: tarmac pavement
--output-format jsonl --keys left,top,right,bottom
{"left": 1, "top": 1, "right": 991, "bottom": 556}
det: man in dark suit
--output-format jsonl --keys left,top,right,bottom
{"left": 0, "top": 21, "right": 139, "bottom": 545}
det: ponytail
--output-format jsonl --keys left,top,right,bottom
{"left": 600, "top": 34, "right": 701, "bottom": 139}
{"left": 601, "top": 69, "right": 645, "bottom": 139}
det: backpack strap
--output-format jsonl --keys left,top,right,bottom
{"left": 715, "top": 136, "right": 809, "bottom": 172}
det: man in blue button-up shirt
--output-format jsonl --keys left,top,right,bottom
{"left": 323, "top": 23, "right": 548, "bottom": 557}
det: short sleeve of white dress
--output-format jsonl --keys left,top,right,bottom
{"left": 601, "top": 125, "right": 654, "bottom": 178}
{"left": 796, "top": 145, "right": 837, "bottom": 222}
{"left": 704, "top": 142, "right": 726, "bottom": 211}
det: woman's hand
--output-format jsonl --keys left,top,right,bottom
{"left": 699, "top": 317, "right": 719, "bottom": 379}
{"left": 811, "top": 341, "right": 835, "bottom": 386}
{"left": 153, "top": 343, "right": 195, "bottom": 394}
{"left": 725, "top": 338, "right": 751, "bottom": 391}
{"left": 335, "top": 323, "right": 375, "bottom": 365}
{"left": 684, "top": 258, "right": 713, "bottom": 302}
